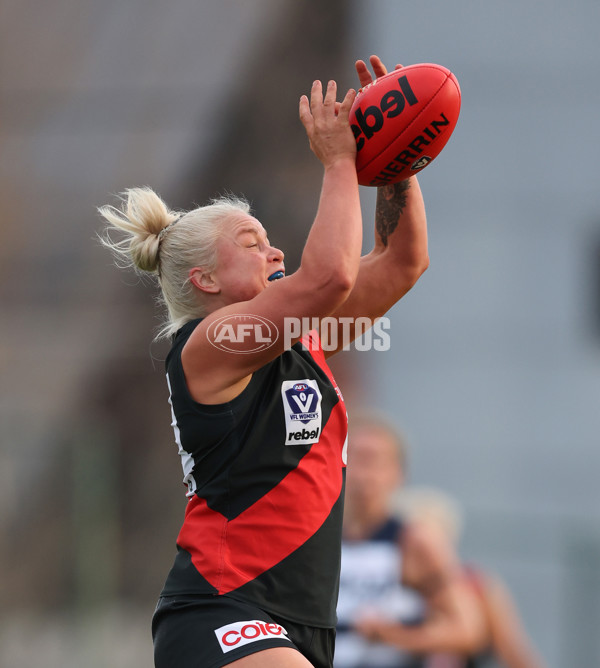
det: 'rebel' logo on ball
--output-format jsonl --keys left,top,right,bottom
{"left": 351, "top": 75, "right": 419, "bottom": 152}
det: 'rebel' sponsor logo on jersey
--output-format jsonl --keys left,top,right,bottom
{"left": 281, "top": 379, "right": 323, "bottom": 445}
{"left": 214, "top": 619, "right": 290, "bottom": 653}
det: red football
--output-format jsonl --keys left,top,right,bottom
{"left": 350, "top": 63, "right": 461, "bottom": 186}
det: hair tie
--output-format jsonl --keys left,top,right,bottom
{"left": 158, "top": 216, "right": 180, "bottom": 242}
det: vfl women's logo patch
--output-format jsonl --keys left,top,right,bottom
{"left": 281, "top": 379, "right": 323, "bottom": 445}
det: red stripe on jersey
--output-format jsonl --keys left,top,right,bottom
{"left": 177, "top": 336, "right": 347, "bottom": 594}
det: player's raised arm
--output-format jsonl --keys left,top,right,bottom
{"left": 322, "top": 56, "right": 430, "bottom": 356}
{"left": 99, "top": 79, "right": 362, "bottom": 404}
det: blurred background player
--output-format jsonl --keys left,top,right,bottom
{"left": 355, "top": 487, "right": 548, "bottom": 668}
{"left": 335, "top": 412, "right": 425, "bottom": 668}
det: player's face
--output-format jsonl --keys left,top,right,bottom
{"left": 346, "top": 427, "right": 401, "bottom": 509}
{"left": 401, "top": 520, "right": 456, "bottom": 589}
{"left": 212, "top": 214, "right": 285, "bottom": 303}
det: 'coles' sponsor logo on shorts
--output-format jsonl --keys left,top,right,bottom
{"left": 281, "top": 379, "right": 323, "bottom": 445}
{"left": 214, "top": 619, "right": 290, "bottom": 653}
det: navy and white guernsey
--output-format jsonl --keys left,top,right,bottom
{"left": 161, "top": 319, "right": 348, "bottom": 628}
{"left": 335, "top": 518, "right": 425, "bottom": 668}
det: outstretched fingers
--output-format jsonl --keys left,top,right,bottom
{"left": 369, "top": 55, "right": 388, "bottom": 78}
{"left": 337, "top": 87, "right": 357, "bottom": 123}
{"left": 313, "top": 80, "right": 340, "bottom": 122}
{"left": 355, "top": 55, "right": 403, "bottom": 88}
{"left": 300, "top": 79, "right": 355, "bottom": 124}
{"left": 299, "top": 93, "right": 313, "bottom": 133}
{"left": 323, "top": 79, "right": 338, "bottom": 108}
{"left": 299, "top": 78, "right": 357, "bottom": 166}
{"left": 355, "top": 57, "right": 386, "bottom": 87}
{"left": 299, "top": 80, "right": 323, "bottom": 132}
{"left": 355, "top": 59, "right": 373, "bottom": 88}
{"left": 310, "top": 79, "right": 324, "bottom": 113}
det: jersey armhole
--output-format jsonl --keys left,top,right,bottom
{"left": 167, "top": 345, "right": 269, "bottom": 415}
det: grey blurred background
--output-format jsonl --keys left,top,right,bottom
{"left": 1, "top": 1, "right": 599, "bottom": 666}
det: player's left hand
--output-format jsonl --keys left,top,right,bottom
{"left": 354, "top": 55, "right": 403, "bottom": 88}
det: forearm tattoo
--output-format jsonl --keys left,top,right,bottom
{"left": 375, "top": 179, "right": 411, "bottom": 246}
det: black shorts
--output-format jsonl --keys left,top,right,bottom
{"left": 152, "top": 594, "right": 336, "bottom": 668}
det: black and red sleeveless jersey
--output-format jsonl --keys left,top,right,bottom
{"left": 160, "top": 319, "right": 348, "bottom": 627}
